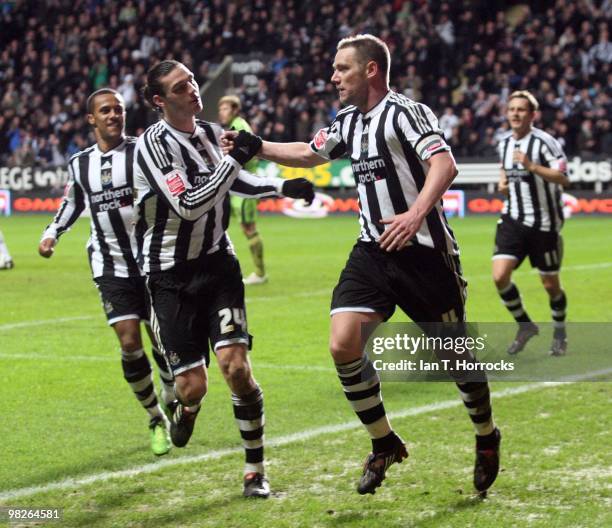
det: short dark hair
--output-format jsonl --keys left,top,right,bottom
{"left": 143, "top": 60, "right": 182, "bottom": 111}
{"left": 86, "top": 88, "right": 121, "bottom": 114}
{"left": 337, "top": 34, "right": 390, "bottom": 83}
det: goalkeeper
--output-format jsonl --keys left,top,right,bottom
{"left": 218, "top": 95, "right": 268, "bottom": 285}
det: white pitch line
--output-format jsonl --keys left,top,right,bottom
{"left": 0, "top": 353, "right": 333, "bottom": 372}
{"left": 2, "top": 262, "right": 611, "bottom": 332}
{"left": 466, "top": 261, "right": 612, "bottom": 282}
{"left": 0, "top": 353, "right": 113, "bottom": 362}
{"left": 0, "top": 316, "right": 96, "bottom": 331}
{"left": 1, "top": 373, "right": 607, "bottom": 502}
{"left": 247, "top": 288, "right": 331, "bottom": 303}
{"left": 0, "top": 289, "right": 333, "bottom": 332}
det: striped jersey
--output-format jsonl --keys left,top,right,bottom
{"left": 42, "top": 137, "right": 142, "bottom": 278}
{"left": 498, "top": 127, "right": 567, "bottom": 232}
{"left": 134, "top": 118, "right": 283, "bottom": 272}
{"left": 310, "top": 91, "right": 459, "bottom": 254}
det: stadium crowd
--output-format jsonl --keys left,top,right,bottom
{"left": 0, "top": 0, "right": 610, "bottom": 167}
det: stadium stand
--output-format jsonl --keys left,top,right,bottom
{"left": 0, "top": 0, "right": 610, "bottom": 167}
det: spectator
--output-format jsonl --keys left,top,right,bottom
{"left": 0, "top": 0, "right": 610, "bottom": 166}
{"left": 439, "top": 107, "right": 460, "bottom": 140}
{"left": 577, "top": 119, "right": 597, "bottom": 156}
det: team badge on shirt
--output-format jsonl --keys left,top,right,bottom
{"left": 168, "top": 351, "right": 180, "bottom": 366}
{"left": 101, "top": 168, "right": 113, "bottom": 187}
{"left": 100, "top": 156, "right": 113, "bottom": 187}
{"left": 166, "top": 172, "right": 186, "bottom": 197}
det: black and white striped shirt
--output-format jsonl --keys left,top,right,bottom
{"left": 498, "top": 127, "right": 567, "bottom": 232}
{"left": 310, "top": 91, "right": 459, "bottom": 254}
{"left": 42, "top": 137, "right": 142, "bottom": 278}
{"left": 134, "top": 118, "right": 283, "bottom": 272}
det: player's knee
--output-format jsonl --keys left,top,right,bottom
{"left": 542, "top": 277, "right": 561, "bottom": 297}
{"left": 181, "top": 384, "right": 207, "bottom": 406}
{"left": 175, "top": 370, "right": 207, "bottom": 405}
{"left": 242, "top": 223, "right": 255, "bottom": 236}
{"left": 219, "top": 355, "right": 251, "bottom": 386}
{"left": 119, "top": 335, "right": 141, "bottom": 353}
{"left": 492, "top": 271, "right": 510, "bottom": 290}
{"left": 329, "top": 335, "right": 359, "bottom": 363}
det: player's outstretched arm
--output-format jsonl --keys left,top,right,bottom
{"left": 231, "top": 171, "right": 314, "bottom": 204}
{"left": 379, "top": 152, "right": 457, "bottom": 251}
{"left": 138, "top": 130, "right": 262, "bottom": 221}
{"left": 221, "top": 131, "right": 326, "bottom": 168}
{"left": 259, "top": 140, "right": 326, "bottom": 168}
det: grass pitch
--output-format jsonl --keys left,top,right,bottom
{"left": 0, "top": 214, "right": 611, "bottom": 527}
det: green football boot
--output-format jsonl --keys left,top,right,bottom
{"left": 149, "top": 415, "right": 171, "bottom": 456}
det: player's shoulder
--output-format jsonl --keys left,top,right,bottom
{"left": 141, "top": 120, "right": 165, "bottom": 139}
{"left": 196, "top": 119, "right": 224, "bottom": 144}
{"left": 388, "top": 91, "right": 430, "bottom": 113}
{"left": 336, "top": 104, "right": 358, "bottom": 117}
{"left": 138, "top": 120, "right": 166, "bottom": 147}
{"left": 124, "top": 135, "right": 138, "bottom": 144}
{"left": 196, "top": 118, "right": 221, "bottom": 131}
{"left": 333, "top": 104, "right": 358, "bottom": 123}
{"left": 498, "top": 130, "right": 513, "bottom": 143}
{"left": 68, "top": 144, "right": 96, "bottom": 164}
{"left": 532, "top": 127, "right": 562, "bottom": 148}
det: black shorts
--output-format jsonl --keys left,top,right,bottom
{"left": 493, "top": 215, "right": 563, "bottom": 273}
{"left": 331, "top": 242, "right": 467, "bottom": 323}
{"left": 93, "top": 275, "right": 149, "bottom": 326}
{"left": 147, "top": 251, "right": 250, "bottom": 376}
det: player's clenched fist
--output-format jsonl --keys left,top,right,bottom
{"left": 226, "top": 130, "right": 262, "bottom": 165}
{"left": 282, "top": 178, "right": 315, "bottom": 205}
{"left": 220, "top": 130, "right": 239, "bottom": 156}
{"left": 38, "top": 237, "right": 56, "bottom": 258}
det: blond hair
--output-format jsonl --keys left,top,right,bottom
{"left": 218, "top": 95, "right": 241, "bottom": 111}
{"left": 508, "top": 90, "right": 539, "bottom": 112}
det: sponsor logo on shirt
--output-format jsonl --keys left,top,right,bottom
{"left": 89, "top": 184, "right": 133, "bottom": 213}
{"left": 192, "top": 173, "right": 210, "bottom": 186}
{"left": 166, "top": 172, "right": 186, "bottom": 197}
{"left": 313, "top": 128, "right": 328, "bottom": 150}
{"left": 505, "top": 168, "right": 531, "bottom": 182}
{"left": 351, "top": 156, "right": 387, "bottom": 184}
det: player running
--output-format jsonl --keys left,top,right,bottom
{"left": 223, "top": 34, "right": 501, "bottom": 496}
{"left": 38, "top": 89, "right": 175, "bottom": 456}
{"left": 493, "top": 90, "right": 570, "bottom": 356}
{"left": 135, "top": 60, "right": 314, "bottom": 497}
